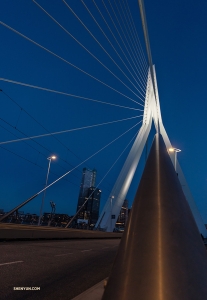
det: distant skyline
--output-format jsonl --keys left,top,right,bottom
{"left": 0, "top": 0, "right": 207, "bottom": 224}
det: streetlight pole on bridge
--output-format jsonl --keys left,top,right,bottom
{"left": 169, "top": 147, "right": 181, "bottom": 173}
{"left": 38, "top": 156, "right": 56, "bottom": 226}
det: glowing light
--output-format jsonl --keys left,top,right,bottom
{"left": 47, "top": 155, "right": 57, "bottom": 160}
{"left": 168, "top": 148, "right": 181, "bottom": 153}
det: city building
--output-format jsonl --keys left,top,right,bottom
{"left": 115, "top": 199, "right": 129, "bottom": 230}
{"left": 84, "top": 187, "right": 101, "bottom": 227}
{"left": 42, "top": 213, "right": 71, "bottom": 226}
{"left": 76, "top": 168, "right": 101, "bottom": 228}
{"left": 76, "top": 168, "right": 97, "bottom": 219}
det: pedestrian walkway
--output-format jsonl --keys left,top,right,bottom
{"left": 72, "top": 278, "right": 107, "bottom": 300}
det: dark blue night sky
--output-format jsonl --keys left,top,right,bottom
{"left": 0, "top": 0, "right": 207, "bottom": 223}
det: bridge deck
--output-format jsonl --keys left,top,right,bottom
{"left": 0, "top": 223, "right": 122, "bottom": 240}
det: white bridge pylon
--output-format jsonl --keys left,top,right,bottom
{"left": 95, "top": 66, "right": 207, "bottom": 237}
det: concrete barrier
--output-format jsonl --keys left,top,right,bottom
{"left": 0, "top": 224, "right": 122, "bottom": 240}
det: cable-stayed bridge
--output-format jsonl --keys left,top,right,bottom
{"left": 2, "top": 1, "right": 207, "bottom": 299}
{"left": 0, "top": 0, "right": 206, "bottom": 238}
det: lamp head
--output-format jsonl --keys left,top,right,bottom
{"left": 168, "top": 147, "right": 181, "bottom": 153}
{"left": 47, "top": 155, "right": 57, "bottom": 160}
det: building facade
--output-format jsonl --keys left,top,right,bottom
{"left": 84, "top": 187, "right": 101, "bottom": 226}
{"left": 76, "top": 168, "right": 96, "bottom": 219}
{"left": 115, "top": 199, "right": 129, "bottom": 229}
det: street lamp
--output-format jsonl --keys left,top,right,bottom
{"left": 168, "top": 148, "right": 181, "bottom": 172}
{"left": 38, "top": 156, "right": 56, "bottom": 226}
{"left": 110, "top": 195, "right": 114, "bottom": 232}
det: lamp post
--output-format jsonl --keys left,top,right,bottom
{"left": 110, "top": 195, "right": 114, "bottom": 232}
{"left": 38, "top": 156, "right": 56, "bottom": 226}
{"left": 168, "top": 148, "right": 181, "bottom": 172}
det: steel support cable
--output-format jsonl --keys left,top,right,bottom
{"left": 31, "top": 120, "right": 142, "bottom": 195}
{"left": 108, "top": 0, "right": 142, "bottom": 75}
{"left": 102, "top": 0, "right": 143, "bottom": 80}
{"left": 113, "top": 0, "right": 148, "bottom": 83}
{"left": 1, "top": 90, "right": 82, "bottom": 165}
{"left": 0, "top": 21, "right": 142, "bottom": 106}
{"left": 119, "top": 0, "right": 148, "bottom": 77}
{"left": 33, "top": 1, "right": 144, "bottom": 102}
{"left": 117, "top": 0, "right": 145, "bottom": 72}
{"left": 91, "top": 0, "right": 146, "bottom": 93}
{"left": 138, "top": 0, "right": 157, "bottom": 109}
{"left": 65, "top": 128, "right": 139, "bottom": 228}
{"left": 0, "top": 116, "right": 79, "bottom": 173}
{"left": 0, "top": 144, "right": 79, "bottom": 188}
{"left": 0, "top": 120, "right": 142, "bottom": 222}
{"left": 62, "top": 1, "right": 144, "bottom": 102}
{"left": 0, "top": 115, "right": 143, "bottom": 145}
{"left": 108, "top": 0, "right": 147, "bottom": 92}
{"left": 93, "top": 0, "right": 146, "bottom": 94}
{"left": 0, "top": 122, "right": 42, "bottom": 157}
{"left": 0, "top": 86, "right": 144, "bottom": 187}
{"left": 0, "top": 123, "right": 82, "bottom": 184}
{"left": 0, "top": 117, "right": 94, "bottom": 186}
{"left": 0, "top": 92, "right": 143, "bottom": 193}
{"left": 0, "top": 121, "right": 81, "bottom": 186}
{"left": 0, "top": 91, "right": 96, "bottom": 178}
{"left": 101, "top": 0, "right": 147, "bottom": 97}
{"left": 79, "top": 0, "right": 145, "bottom": 99}
{"left": 0, "top": 90, "right": 142, "bottom": 189}
{"left": 0, "top": 89, "right": 142, "bottom": 192}
{"left": 121, "top": 0, "right": 148, "bottom": 75}
{"left": 0, "top": 93, "right": 144, "bottom": 194}
{"left": 0, "top": 115, "right": 89, "bottom": 182}
{"left": 0, "top": 78, "right": 144, "bottom": 109}
{"left": 123, "top": 0, "right": 148, "bottom": 71}
{"left": 123, "top": 0, "right": 148, "bottom": 75}
{"left": 0, "top": 120, "right": 110, "bottom": 193}
{"left": 0, "top": 144, "right": 43, "bottom": 169}
{"left": 126, "top": 0, "right": 149, "bottom": 71}
{"left": 0, "top": 92, "right": 138, "bottom": 193}
{"left": 80, "top": 0, "right": 146, "bottom": 100}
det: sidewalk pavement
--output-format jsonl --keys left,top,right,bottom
{"left": 72, "top": 278, "right": 107, "bottom": 300}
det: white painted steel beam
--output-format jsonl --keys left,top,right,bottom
{"left": 95, "top": 121, "right": 152, "bottom": 232}
{"left": 96, "top": 67, "right": 207, "bottom": 237}
{"left": 95, "top": 71, "right": 153, "bottom": 232}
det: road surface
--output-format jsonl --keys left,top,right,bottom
{"left": 0, "top": 239, "right": 120, "bottom": 300}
